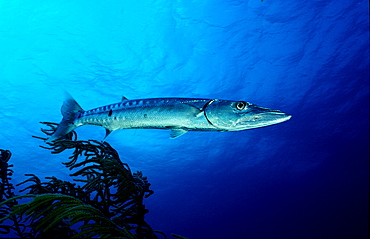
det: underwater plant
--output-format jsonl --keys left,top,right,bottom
{"left": 0, "top": 122, "right": 188, "bottom": 239}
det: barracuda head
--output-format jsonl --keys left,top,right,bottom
{"left": 204, "top": 100, "right": 291, "bottom": 131}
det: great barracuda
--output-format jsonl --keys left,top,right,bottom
{"left": 46, "top": 93, "right": 291, "bottom": 142}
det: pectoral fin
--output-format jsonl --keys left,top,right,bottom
{"left": 183, "top": 103, "right": 204, "bottom": 117}
{"left": 170, "top": 129, "right": 188, "bottom": 139}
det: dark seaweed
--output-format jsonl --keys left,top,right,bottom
{"left": 0, "top": 122, "right": 188, "bottom": 239}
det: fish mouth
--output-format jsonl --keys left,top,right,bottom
{"left": 262, "top": 112, "right": 292, "bottom": 123}
{"left": 237, "top": 111, "right": 292, "bottom": 129}
{"left": 257, "top": 112, "right": 291, "bottom": 124}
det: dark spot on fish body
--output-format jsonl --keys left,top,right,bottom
{"left": 108, "top": 109, "right": 113, "bottom": 117}
{"left": 144, "top": 114, "right": 147, "bottom": 118}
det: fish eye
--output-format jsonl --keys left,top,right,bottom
{"left": 236, "top": 101, "right": 247, "bottom": 111}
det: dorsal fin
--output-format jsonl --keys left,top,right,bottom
{"left": 121, "top": 96, "right": 129, "bottom": 101}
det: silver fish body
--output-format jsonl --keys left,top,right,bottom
{"left": 46, "top": 94, "right": 291, "bottom": 142}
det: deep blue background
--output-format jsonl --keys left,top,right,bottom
{"left": 0, "top": 1, "right": 368, "bottom": 238}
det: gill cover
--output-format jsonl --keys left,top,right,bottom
{"left": 204, "top": 100, "right": 251, "bottom": 130}
{"left": 204, "top": 99, "right": 291, "bottom": 131}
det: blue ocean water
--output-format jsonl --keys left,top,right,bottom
{"left": 0, "top": 0, "right": 368, "bottom": 238}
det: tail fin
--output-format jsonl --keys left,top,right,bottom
{"left": 46, "top": 92, "right": 84, "bottom": 143}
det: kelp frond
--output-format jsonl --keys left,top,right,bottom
{"left": 0, "top": 194, "right": 134, "bottom": 238}
{"left": 0, "top": 122, "right": 187, "bottom": 239}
